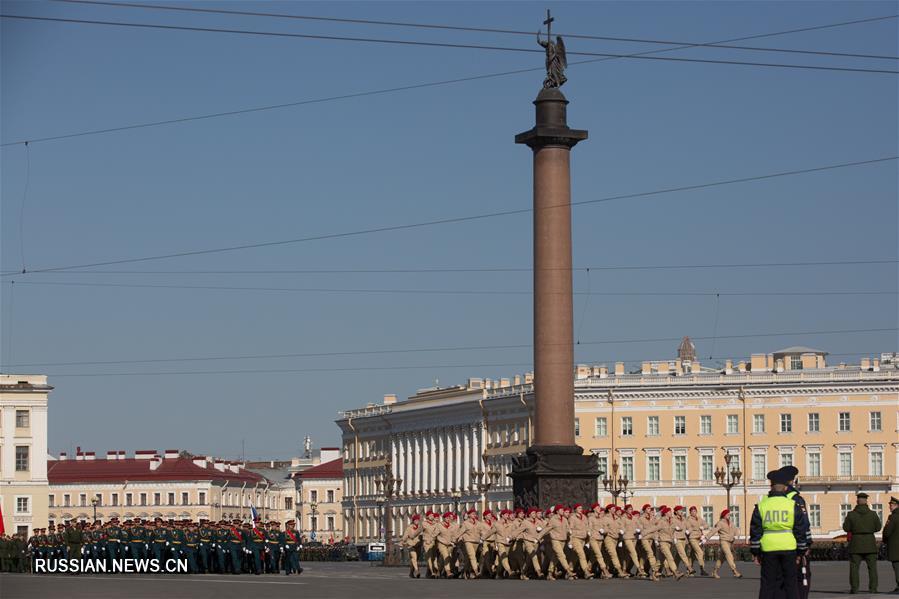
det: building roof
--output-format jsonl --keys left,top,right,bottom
{"left": 297, "top": 457, "right": 343, "bottom": 480}
{"left": 773, "top": 346, "right": 828, "bottom": 355}
{"left": 48, "top": 457, "right": 265, "bottom": 485}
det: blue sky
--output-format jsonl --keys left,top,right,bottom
{"left": 1, "top": 1, "right": 896, "bottom": 460}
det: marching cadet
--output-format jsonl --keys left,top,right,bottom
{"left": 685, "top": 506, "right": 709, "bottom": 576}
{"left": 458, "top": 509, "right": 483, "bottom": 579}
{"left": 708, "top": 508, "right": 742, "bottom": 579}
{"left": 129, "top": 519, "right": 147, "bottom": 560}
{"left": 198, "top": 519, "right": 215, "bottom": 573}
{"left": 637, "top": 504, "right": 661, "bottom": 580}
{"left": 214, "top": 521, "right": 230, "bottom": 573}
{"left": 169, "top": 521, "right": 186, "bottom": 563}
{"left": 671, "top": 506, "right": 693, "bottom": 575}
{"left": 657, "top": 506, "right": 685, "bottom": 580}
{"left": 622, "top": 506, "right": 647, "bottom": 578}
{"left": 567, "top": 504, "right": 592, "bottom": 579}
{"left": 228, "top": 520, "right": 246, "bottom": 574}
{"left": 493, "top": 509, "right": 515, "bottom": 579}
{"left": 543, "top": 505, "right": 575, "bottom": 580}
{"left": 422, "top": 511, "right": 439, "bottom": 577}
{"left": 183, "top": 523, "right": 200, "bottom": 573}
{"left": 602, "top": 505, "right": 628, "bottom": 578}
{"left": 842, "top": 491, "right": 882, "bottom": 595}
{"left": 750, "top": 468, "right": 810, "bottom": 599}
{"left": 282, "top": 520, "right": 303, "bottom": 575}
{"left": 587, "top": 503, "right": 612, "bottom": 579}
{"left": 64, "top": 520, "right": 85, "bottom": 563}
{"left": 519, "top": 507, "right": 544, "bottom": 580}
{"left": 436, "top": 511, "right": 458, "bottom": 578}
{"left": 883, "top": 496, "right": 899, "bottom": 595}
{"left": 401, "top": 514, "right": 423, "bottom": 578}
{"left": 246, "top": 521, "right": 266, "bottom": 575}
{"left": 265, "top": 521, "right": 283, "bottom": 574}
{"left": 106, "top": 518, "right": 122, "bottom": 564}
{"left": 477, "top": 510, "right": 498, "bottom": 578}
{"left": 509, "top": 507, "right": 526, "bottom": 576}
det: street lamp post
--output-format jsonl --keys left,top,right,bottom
{"left": 714, "top": 452, "right": 743, "bottom": 516}
{"left": 602, "top": 461, "right": 632, "bottom": 505}
{"left": 91, "top": 495, "right": 100, "bottom": 522}
{"left": 375, "top": 458, "right": 402, "bottom": 565}
{"left": 309, "top": 501, "right": 318, "bottom": 540}
{"left": 470, "top": 465, "right": 500, "bottom": 512}
{"left": 451, "top": 488, "right": 462, "bottom": 517}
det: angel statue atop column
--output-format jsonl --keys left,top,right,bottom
{"left": 537, "top": 11, "right": 567, "bottom": 89}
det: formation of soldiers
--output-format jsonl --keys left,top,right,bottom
{"left": 12, "top": 517, "right": 306, "bottom": 575}
{"left": 400, "top": 502, "right": 743, "bottom": 581}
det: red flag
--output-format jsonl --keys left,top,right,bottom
{"left": 0, "top": 501, "right": 5, "bottom": 535}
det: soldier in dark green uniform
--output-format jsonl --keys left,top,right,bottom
{"left": 214, "top": 521, "right": 230, "bottom": 573}
{"left": 883, "top": 496, "right": 899, "bottom": 594}
{"left": 148, "top": 520, "right": 166, "bottom": 562}
{"left": 283, "top": 519, "right": 303, "bottom": 575}
{"left": 842, "top": 492, "right": 883, "bottom": 594}
{"left": 265, "top": 521, "right": 283, "bottom": 573}
{"left": 106, "top": 519, "right": 122, "bottom": 565}
{"left": 47, "top": 524, "right": 61, "bottom": 563}
{"left": 198, "top": 519, "right": 214, "bottom": 573}
{"left": 228, "top": 520, "right": 246, "bottom": 574}
{"left": 128, "top": 519, "right": 146, "bottom": 560}
{"left": 13, "top": 532, "right": 27, "bottom": 572}
{"left": 183, "top": 523, "right": 200, "bottom": 573}
{"left": 64, "top": 520, "right": 85, "bottom": 561}
{"left": 169, "top": 521, "right": 186, "bottom": 564}
{"left": 246, "top": 521, "right": 264, "bottom": 575}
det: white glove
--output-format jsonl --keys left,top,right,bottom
{"left": 675, "top": 527, "right": 681, "bottom": 531}
{"left": 299, "top": 544, "right": 303, "bottom": 549}
{"left": 619, "top": 529, "right": 624, "bottom": 535}
{"left": 617, "top": 541, "right": 623, "bottom": 548}
{"left": 536, "top": 527, "right": 542, "bottom": 532}
{"left": 567, "top": 543, "right": 572, "bottom": 549}
{"left": 585, "top": 542, "right": 590, "bottom": 549}
{"left": 599, "top": 528, "right": 605, "bottom": 534}
{"left": 166, "top": 542, "right": 170, "bottom": 546}
{"left": 636, "top": 528, "right": 642, "bottom": 533}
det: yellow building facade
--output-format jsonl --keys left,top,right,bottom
{"left": 338, "top": 346, "right": 898, "bottom": 542}
{"left": 0, "top": 374, "right": 52, "bottom": 536}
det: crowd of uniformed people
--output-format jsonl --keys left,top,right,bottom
{"left": 1, "top": 517, "right": 306, "bottom": 575}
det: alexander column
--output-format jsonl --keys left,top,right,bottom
{"left": 510, "top": 11, "right": 598, "bottom": 508}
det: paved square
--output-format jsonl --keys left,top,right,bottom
{"left": 1, "top": 561, "right": 895, "bottom": 598}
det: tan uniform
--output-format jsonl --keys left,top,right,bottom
{"left": 671, "top": 515, "right": 692, "bottom": 573}
{"left": 657, "top": 516, "right": 685, "bottom": 578}
{"left": 401, "top": 523, "right": 423, "bottom": 576}
{"left": 492, "top": 518, "right": 514, "bottom": 576}
{"left": 457, "top": 519, "right": 483, "bottom": 577}
{"left": 518, "top": 517, "right": 544, "bottom": 578}
{"left": 567, "top": 513, "right": 593, "bottom": 578}
{"left": 587, "top": 511, "right": 612, "bottom": 577}
{"left": 708, "top": 518, "right": 741, "bottom": 577}
{"left": 602, "top": 514, "right": 628, "bottom": 577}
{"left": 477, "top": 519, "right": 498, "bottom": 577}
{"left": 622, "top": 516, "right": 647, "bottom": 576}
{"left": 422, "top": 518, "right": 439, "bottom": 576}
{"left": 637, "top": 514, "right": 661, "bottom": 577}
{"left": 544, "top": 514, "right": 573, "bottom": 578}
{"left": 436, "top": 520, "right": 458, "bottom": 577}
{"left": 685, "top": 514, "right": 707, "bottom": 574}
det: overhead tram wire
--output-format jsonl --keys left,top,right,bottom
{"left": 3, "top": 327, "right": 893, "bottom": 369}
{"left": 11, "top": 280, "right": 897, "bottom": 297}
{"left": 3, "top": 14, "right": 896, "bottom": 147}
{"left": 51, "top": 0, "right": 899, "bottom": 61}
{"left": 36, "top": 351, "right": 893, "bottom": 378}
{"left": 15, "top": 258, "right": 897, "bottom": 276}
{"left": 2, "top": 15, "right": 896, "bottom": 75}
{"left": 1, "top": 156, "right": 894, "bottom": 276}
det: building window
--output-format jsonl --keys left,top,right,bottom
{"left": 620, "top": 417, "right": 632, "bottom": 436}
{"left": 727, "top": 415, "right": 739, "bottom": 434}
{"left": 840, "top": 504, "right": 851, "bottom": 522}
{"left": 699, "top": 415, "right": 711, "bottom": 435}
{"left": 154, "top": 493, "right": 161, "bottom": 506}
{"left": 168, "top": 492, "right": 175, "bottom": 505}
{"left": 872, "top": 504, "right": 883, "bottom": 522}
{"left": 753, "top": 414, "right": 765, "bottom": 434}
{"left": 594, "top": 417, "right": 607, "bottom": 437}
{"left": 870, "top": 411, "right": 882, "bottom": 432}
{"left": 870, "top": 451, "right": 883, "bottom": 476}
{"left": 838, "top": 451, "right": 852, "bottom": 476}
{"left": 647, "top": 455, "right": 660, "bottom": 481}
{"left": 111, "top": 493, "right": 119, "bottom": 506}
{"left": 49, "top": 494, "right": 55, "bottom": 507}
{"left": 621, "top": 456, "right": 634, "bottom": 481}
{"left": 780, "top": 452, "right": 793, "bottom": 467}
{"left": 702, "top": 506, "right": 714, "bottom": 527}
{"left": 139, "top": 493, "right": 146, "bottom": 506}
{"left": 729, "top": 505, "right": 740, "bottom": 528}
{"left": 327, "top": 490, "right": 335, "bottom": 503}
{"left": 780, "top": 414, "right": 792, "bottom": 433}
{"left": 311, "top": 516, "right": 318, "bottom": 532}
{"left": 327, "top": 515, "right": 335, "bottom": 531}
{"left": 64, "top": 494, "right": 71, "bottom": 507}
{"left": 838, "top": 412, "right": 851, "bottom": 432}
{"left": 596, "top": 455, "right": 609, "bottom": 478}
{"left": 790, "top": 356, "right": 802, "bottom": 370}
{"left": 752, "top": 453, "right": 767, "bottom": 481}
{"left": 310, "top": 490, "right": 318, "bottom": 502}
{"left": 15, "top": 446, "right": 29, "bottom": 471}
{"left": 182, "top": 492, "right": 189, "bottom": 505}
{"left": 807, "top": 413, "right": 820, "bottom": 432}
{"left": 199, "top": 491, "right": 206, "bottom": 505}
{"left": 15, "top": 410, "right": 29, "bottom": 428}
{"left": 16, "top": 497, "right": 29, "bottom": 513}
{"left": 574, "top": 418, "right": 580, "bottom": 437}
{"left": 809, "top": 504, "right": 821, "bottom": 528}
{"left": 675, "top": 416, "right": 687, "bottom": 436}
{"left": 80, "top": 494, "right": 87, "bottom": 507}
{"left": 647, "top": 416, "right": 659, "bottom": 436}
{"left": 285, "top": 497, "right": 293, "bottom": 510}
{"left": 701, "top": 454, "right": 713, "bottom": 481}
{"left": 674, "top": 455, "right": 687, "bottom": 481}
{"left": 126, "top": 493, "right": 133, "bottom": 506}
{"left": 807, "top": 452, "right": 821, "bottom": 477}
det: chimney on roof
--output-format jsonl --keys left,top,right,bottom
{"left": 775, "top": 358, "right": 784, "bottom": 373}
{"left": 737, "top": 361, "right": 746, "bottom": 373}
{"left": 59, "top": 452, "right": 67, "bottom": 461}
{"left": 118, "top": 451, "right": 126, "bottom": 460}
{"left": 614, "top": 362, "right": 625, "bottom": 375}
{"left": 228, "top": 462, "right": 240, "bottom": 473}
{"left": 691, "top": 361, "right": 702, "bottom": 373}
{"left": 193, "top": 456, "right": 208, "bottom": 468}
{"left": 135, "top": 450, "right": 155, "bottom": 460}
{"left": 872, "top": 358, "right": 880, "bottom": 372}
{"left": 106, "top": 451, "right": 118, "bottom": 460}
{"left": 514, "top": 375, "right": 521, "bottom": 385}
{"left": 76, "top": 451, "right": 84, "bottom": 461}
{"left": 164, "top": 449, "right": 179, "bottom": 459}
{"left": 860, "top": 357, "right": 871, "bottom": 370}
{"left": 213, "top": 460, "right": 225, "bottom": 472}
{"left": 320, "top": 447, "right": 341, "bottom": 463}
{"left": 383, "top": 394, "right": 397, "bottom": 406}
{"left": 599, "top": 366, "right": 608, "bottom": 379}
{"left": 658, "top": 362, "right": 669, "bottom": 375}
{"left": 149, "top": 455, "right": 162, "bottom": 471}
{"left": 500, "top": 378, "right": 510, "bottom": 387}
{"left": 84, "top": 451, "right": 96, "bottom": 460}
{"left": 724, "top": 359, "right": 733, "bottom": 374}
{"left": 524, "top": 372, "right": 534, "bottom": 384}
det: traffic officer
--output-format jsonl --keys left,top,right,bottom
{"left": 750, "top": 468, "right": 810, "bottom": 599}
{"left": 781, "top": 465, "right": 813, "bottom": 598}
{"left": 842, "top": 492, "right": 882, "bottom": 594}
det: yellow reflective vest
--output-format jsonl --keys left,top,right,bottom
{"left": 758, "top": 495, "right": 796, "bottom": 552}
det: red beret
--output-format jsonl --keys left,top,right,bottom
{"left": 573, "top": 503, "right": 583, "bottom": 509}
{"left": 674, "top": 505, "right": 685, "bottom": 512}
{"left": 605, "top": 504, "right": 616, "bottom": 511}
{"left": 514, "top": 507, "right": 525, "bottom": 514}
{"left": 624, "top": 504, "right": 633, "bottom": 510}
{"left": 720, "top": 509, "right": 730, "bottom": 518}
{"left": 483, "top": 510, "right": 493, "bottom": 517}
{"left": 527, "top": 507, "right": 540, "bottom": 515}
{"left": 590, "top": 502, "right": 601, "bottom": 510}
{"left": 689, "top": 506, "right": 698, "bottom": 512}
{"left": 467, "top": 508, "right": 478, "bottom": 515}
{"left": 442, "top": 512, "right": 453, "bottom": 519}
{"left": 660, "top": 506, "right": 671, "bottom": 515}
{"left": 500, "top": 509, "right": 512, "bottom": 516}
{"left": 642, "top": 504, "right": 652, "bottom": 511}
{"left": 411, "top": 514, "right": 421, "bottom": 521}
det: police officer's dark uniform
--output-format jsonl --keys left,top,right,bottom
{"left": 750, "top": 469, "right": 810, "bottom": 599}
{"left": 781, "top": 466, "right": 813, "bottom": 599}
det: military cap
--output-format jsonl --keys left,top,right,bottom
{"left": 856, "top": 492, "right": 869, "bottom": 499}
{"left": 442, "top": 511, "right": 453, "bottom": 519}
{"left": 660, "top": 506, "right": 671, "bottom": 515}
{"left": 674, "top": 505, "right": 686, "bottom": 513}
{"left": 466, "top": 508, "right": 478, "bottom": 515}
{"left": 888, "top": 496, "right": 898, "bottom": 504}
{"left": 721, "top": 509, "right": 731, "bottom": 518}
{"left": 780, "top": 465, "right": 799, "bottom": 480}
{"left": 286, "top": 519, "right": 295, "bottom": 524}
{"left": 689, "top": 505, "right": 698, "bottom": 512}
{"left": 767, "top": 469, "right": 791, "bottom": 485}
{"left": 411, "top": 514, "right": 421, "bottom": 521}
{"left": 527, "top": 507, "right": 540, "bottom": 515}
{"left": 642, "top": 504, "right": 652, "bottom": 511}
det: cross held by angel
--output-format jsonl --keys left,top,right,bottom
{"left": 538, "top": 10, "right": 567, "bottom": 89}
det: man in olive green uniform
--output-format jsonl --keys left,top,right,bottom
{"left": 843, "top": 492, "right": 882, "bottom": 594}
{"left": 265, "top": 521, "right": 283, "bottom": 573}
{"left": 283, "top": 519, "right": 303, "bottom": 575}
{"left": 882, "top": 496, "right": 899, "bottom": 594}
{"left": 64, "top": 520, "right": 85, "bottom": 561}
{"left": 246, "top": 521, "right": 266, "bottom": 575}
